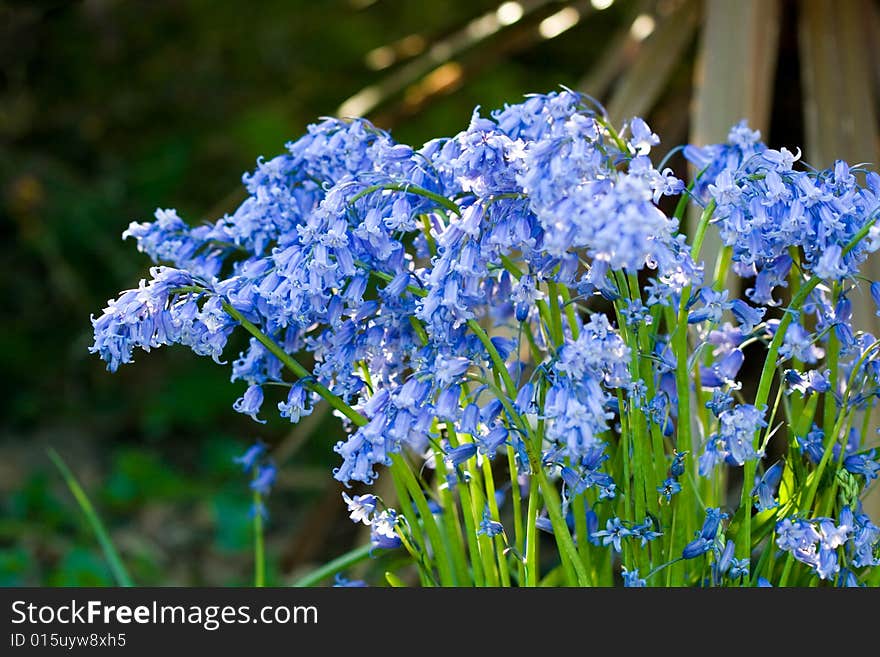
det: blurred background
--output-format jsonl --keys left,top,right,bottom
{"left": 2, "top": 0, "right": 879, "bottom": 585}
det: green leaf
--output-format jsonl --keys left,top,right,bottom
{"left": 47, "top": 449, "right": 134, "bottom": 587}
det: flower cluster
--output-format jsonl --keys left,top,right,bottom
{"left": 93, "top": 91, "right": 880, "bottom": 587}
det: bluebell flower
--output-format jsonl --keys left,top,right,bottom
{"left": 445, "top": 443, "right": 477, "bottom": 468}
{"left": 682, "top": 536, "right": 713, "bottom": 559}
{"left": 478, "top": 427, "right": 509, "bottom": 457}
{"left": 657, "top": 477, "right": 682, "bottom": 503}
{"left": 751, "top": 461, "right": 784, "bottom": 512}
{"left": 560, "top": 466, "right": 588, "bottom": 497}
{"left": 234, "top": 442, "right": 266, "bottom": 472}
{"left": 728, "top": 558, "right": 750, "bottom": 580}
{"left": 250, "top": 463, "right": 277, "bottom": 495}
{"left": 730, "top": 299, "right": 765, "bottom": 334}
{"left": 669, "top": 450, "right": 688, "bottom": 477}
{"left": 779, "top": 323, "right": 824, "bottom": 364}
{"left": 815, "top": 546, "right": 840, "bottom": 580}
{"left": 784, "top": 369, "right": 831, "bottom": 397}
{"left": 871, "top": 281, "right": 880, "bottom": 316}
{"left": 477, "top": 508, "right": 504, "bottom": 538}
{"left": 715, "top": 539, "right": 736, "bottom": 577}
{"left": 716, "top": 540, "right": 748, "bottom": 581}
{"left": 852, "top": 506, "right": 880, "bottom": 567}
{"left": 706, "top": 389, "right": 734, "bottom": 417}
{"left": 90, "top": 267, "right": 232, "bottom": 372}
{"left": 233, "top": 384, "right": 266, "bottom": 423}
{"left": 514, "top": 383, "right": 535, "bottom": 415}
{"left": 334, "top": 574, "right": 367, "bottom": 587}
{"left": 459, "top": 403, "right": 480, "bottom": 435}
{"left": 844, "top": 450, "right": 880, "bottom": 481}
{"left": 278, "top": 383, "right": 313, "bottom": 423}
{"left": 592, "top": 517, "right": 631, "bottom": 553}
{"left": 797, "top": 426, "right": 825, "bottom": 464}
{"left": 699, "top": 405, "right": 766, "bottom": 475}
{"left": 684, "top": 507, "right": 726, "bottom": 559}
{"left": 342, "top": 492, "right": 378, "bottom": 525}
{"left": 631, "top": 517, "right": 663, "bottom": 546}
{"left": 535, "top": 515, "right": 555, "bottom": 534}
{"left": 435, "top": 385, "right": 462, "bottom": 421}
{"left": 621, "top": 567, "right": 646, "bottom": 587}
{"left": 688, "top": 289, "right": 732, "bottom": 324}
{"left": 700, "top": 508, "right": 726, "bottom": 541}
{"left": 370, "top": 510, "right": 402, "bottom": 550}
{"left": 628, "top": 117, "right": 659, "bottom": 155}
{"left": 700, "top": 348, "right": 744, "bottom": 388}
{"left": 622, "top": 299, "right": 652, "bottom": 327}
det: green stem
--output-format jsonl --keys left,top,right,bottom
{"left": 252, "top": 472, "right": 266, "bottom": 587}
{"left": 349, "top": 182, "right": 462, "bottom": 216}
{"left": 445, "top": 425, "right": 487, "bottom": 587}
{"left": 471, "top": 329, "right": 591, "bottom": 586}
{"left": 392, "top": 453, "right": 457, "bottom": 586}
{"left": 221, "top": 301, "right": 367, "bottom": 427}
{"left": 482, "top": 456, "right": 511, "bottom": 586}
{"left": 389, "top": 465, "right": 434, "bottom": 585}
{"left": 508, "top": 445, "right": 526, "bottom": 585}
{"left": 48, "top": 449, "right": 134, "bottom": 587}
{"left": 525, "top": 473, "right": 540, "bottom": 587}
{"left": 431, "top": 443, "right": 471, "bottom": 585}
{"left": 736, "top": 276, "right": 820, "bottom": 557}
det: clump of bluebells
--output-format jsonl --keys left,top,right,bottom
{"left": 92, "top": 91, "right": 880, "bottom": 587}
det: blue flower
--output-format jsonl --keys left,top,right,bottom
{"left": 682, "top": 536, "right": 713, "bottom": 559}
{"left": 779, "top": 323, "right": 824, "bottom": 364}
{"left": 278, "top": 383, "right": 313, "bottom": 423}
{"left": 716, "top": 540, "right": 748, "bottom": 580}
{"left": 233, "top": 384, "right": 266, "bottom": 423}
{"left": 700, "top": 348, "right": 744, "bottom": 388}
{"left": 445, "top": 443, "right": 478, "bottom": 468}
{"left": 535, "top": 515, "right": 555, "bottom": 534}
{"left": 871, "top": 281, "right": 880, "bottom": 316}
{"left": 234, "top": 442, "right": 266, "bottom": 472}
{"left": 631, "top": 517, "right": 662, "bottom": 546}
{"left": 706, "top": 389, "right": 734, "bottom": 417}
{"left": 699, "top": 405, "right": 766, "bottom": 475}
{"left": 657, "top": 477, "right": 682, "bottom": 502}
{"left": 688, "top": 289, "right": 732, "bottom": 324}
{"left": 730, "top": 299, "right": 765, "bottom": 334}
{"left": 669, "top": 450, "right": 688, "bottom": 477}
{"left": 477, "top": 508, "right": 504, "bottom": 538}
{"left": 334, "top": 574, "right": 367, "bottom": 587}
{"left": 751, "top": 461, "right": 784, "bottom": 511}
{"left": 628, "top": 117, "right": 659, "bottom": 155}
{"left": 784, "top": 369, "right": 831, "bottom": 397}
{"left": 621, "top": 567, "right": 646, "bottom": 587}
{"left": 370, "top": 509, "right": 403, "bottom": 550}
{"left": 844, "top": 450, "right": 880, "bottom": 481}
{"left": 592, "top": 517, "right": 631, "bottom": 553}
{"left": 797, "top": 426, "right": 825, "bottom": 464}
{"left": 250, "top": 463, "right": 277, "bottom": 495}
{"left": 342, "top": 492, "right": 378, "bottom": 525}
{"left": 685, "top": 507, "right": 726, "bottom": 559}
{"left": 560, "top": 466, "right": 588, "bottom": 496}
{"left": 478, "top": 427, "right": 509, "bottom": 457}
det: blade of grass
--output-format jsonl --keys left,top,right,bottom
{"left": 47, "top": 448, "right": 133, "bottom": 587}
{"left": 292, "top": 543, "right": 374, "bottom": 587}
